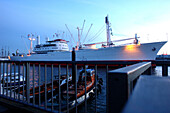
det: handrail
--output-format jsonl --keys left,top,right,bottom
{"left": 0, "top": 60, "right": 141, "bottom": 65}
{"left": 107, "top": 62, "right": 151, "bottom": 113}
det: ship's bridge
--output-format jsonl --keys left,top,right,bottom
{"left": 33, "top": 39, "right": 69, "bottom": 54}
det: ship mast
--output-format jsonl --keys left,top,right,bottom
{"left": 77, "top": 27, "right": 81, "bottom": 49}
{"left": 105, "top": 15, "right": 111, "bottom": 47}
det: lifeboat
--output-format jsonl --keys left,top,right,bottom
{"left": 19, "top": 74, "right": 72, "bottom": 103}
{"left": 46, "top": 68, "right": 103, "bottom": 111}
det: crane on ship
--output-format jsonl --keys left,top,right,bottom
{"left": 65, "top": 20, "right": 93, "bottom": 50}
{"left": 65, "top": 15, "right": 140, "bottom": 50}
{"left": 83, "top": 15, "right": 140, "bottom": 48}
{"left": 21, "top": 33, "right": 36, "bottom": 56}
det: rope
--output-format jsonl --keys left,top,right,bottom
{"left": 87, "top": 24, "right": 105, "bottom": 43}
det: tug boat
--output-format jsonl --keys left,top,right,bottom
{"left": 46, "top": 69, "right": 103, "bottom": 111}
{"left": 19, "top": 74, "right": 72, "bottom": 103}
{"left": 1, "top": 73, "right": 25, "bottom": 89}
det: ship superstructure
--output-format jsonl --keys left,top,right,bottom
{"left": 34, "top": 39, "right": 69, "bottom": 54}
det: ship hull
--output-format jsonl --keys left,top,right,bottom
{"left": 10, "top": 41, "right": 167, "bottom": 61}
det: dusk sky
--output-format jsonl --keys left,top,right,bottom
{"left": 0, "top": 0, "right": 170, "bottom": 55}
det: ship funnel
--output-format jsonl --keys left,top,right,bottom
{"left": 37, "top": 35, "right": 40, "bottom": 45}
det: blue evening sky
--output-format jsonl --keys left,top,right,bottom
{"left": 0, "top": 0, "right": 170, "bottom": 54}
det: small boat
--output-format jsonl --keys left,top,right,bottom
{"left": 1, "top": 73, "right": 25, "bottom": 89}
{"left": 47, "top": 69, "right": 103, "bottom": 111}
{"left": 19, "top": 74, "right": 72, "bottom": 103}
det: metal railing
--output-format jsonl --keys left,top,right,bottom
{"left": 0, "top": 60, "right": 159, "bottom": 113}
{"left": 107, "top": 62, "right": 151, "bottom": 113}
{"left": 0, "top": 60, "right": 143, "bottom": 113}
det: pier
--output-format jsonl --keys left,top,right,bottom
{"left": 0, "top": 60, "right": 170, "bottom": 113}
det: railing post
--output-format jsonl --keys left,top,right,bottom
{"left": 75, "top": 64, "right": 77, "bottom": 113}
{"left": 84, "top": 65, "right": 87, "bottom": 113}
{"left": 72, "top": 47, "right": 78, "bottom": 113}
{"left": 95, "top": 65, "right": 97, "bottom": 113}
{"left": 58, "top": 64, "right": 61, "bottom": 113}
{"left": 18, "top": 63, "right": 21, "bottom": 100}
{"left": 106, "top": 65, "right": 108, "bottom": 113}
{"left": 72, "top": 47, "right": 76, "bottom": 84}
{"left": 22, "top": 63, "right": 25, "bottom": 101}
{"left": 6, "top": 63, "right": 8, "bottom": 96}
{"left": 26, "top": 62, "right": 30, "bottom": 104}
{"left": 44, "top": 64, "right": 47, "bottom": 109}
{"left": 107, "top": 72, "right": 128, "bottom": 113}
{"left": 162, "top": 65, "right": 168, "bottom": 76}
{"left": 33, "top": 64, "right": 35, "bottom": 105}
{"left": 0, "top": 62, "right": 1, "bottom": 95}
{"left": 38, "top": 63, "right": 41, "bottom": 107}
{"left": 51, "top": 64, "right": 54, "bottom": 112}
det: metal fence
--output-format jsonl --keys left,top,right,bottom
{"left": 0, "top": 60, "right": 157, "bottom": 113}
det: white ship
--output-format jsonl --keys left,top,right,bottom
{"left": 10, "top": 16, "right": 167, "bottom": 61}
